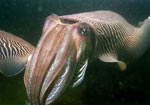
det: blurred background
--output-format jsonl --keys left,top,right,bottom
{"left": 0, "top": 0, "right": 150, "bottom": 105}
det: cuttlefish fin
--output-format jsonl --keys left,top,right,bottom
{"left": 138, "top": 21, "right": 144, "bottom": 27}
{"left": 138, "top": 16, "right": 150, "bottom": 27}
{"left": 117, "top": 61, "right": 127, "bottom": 71}
{"left": 72, "top": 60, "right": 88, "bottom": 88}
{"left": 99, "top": 54, "right": 127, "bottom": 71}
{"left": 0, "top": 57, "right": 28, "bottom": 77}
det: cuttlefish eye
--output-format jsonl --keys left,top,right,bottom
{"left": 78, "top": 23, "right": 90, "bottom": 36}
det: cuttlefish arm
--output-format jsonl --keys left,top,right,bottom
{"left": 24, "top": 10, "right": 150, "bottom": 105}
{"left": 0, "top": 30, "right": 35, "bottom": 77}
{"left": 24, "top": 14, "right": 95, "bottom": 105}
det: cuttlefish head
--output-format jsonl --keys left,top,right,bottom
{"left": 24, "top": 14, "right": 95, "bottom": 105}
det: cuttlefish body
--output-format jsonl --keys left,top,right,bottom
{"left": 0, "top": 30, "right": 34, "bottom": 77}
{"left": 24, "top": 10, "right": 150, "bottom": 105}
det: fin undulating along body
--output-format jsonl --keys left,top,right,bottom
{"left": 0, "top": 30, "right": 35, "bottom": 77}
{"left": 61, "top": 10, "right": 150, "bottom": 70}
{"left": 24, "top": 10, "right": 150, "bottom": 105}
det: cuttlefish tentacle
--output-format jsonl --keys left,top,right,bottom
{"left": 24, "top": 10, "right": 150, "bottom": 105}
{"left": 0, "top": 30, "right": 35, "bottom": 77}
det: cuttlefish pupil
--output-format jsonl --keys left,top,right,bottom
{"left": 24, "top": 15, "right": 94, "bottom": 105}
{"left": 78, "top": 23, "right": 90, "bottom": 36}
{"left": 24, "top": 10, "right": 150, "bottom": 105}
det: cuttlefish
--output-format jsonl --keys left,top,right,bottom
{"left": 24, "top": 10, "right": 150, "bottom": 105}
{"left": 0, "top": 30, "right": 34, "bottom": 77}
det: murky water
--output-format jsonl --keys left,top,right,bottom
{"left": 0, "top": 0, "right": 150, "bottom": 105}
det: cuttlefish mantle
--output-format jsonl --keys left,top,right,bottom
{"left": 61, "top": 10, "right": 150, "bottom": 70}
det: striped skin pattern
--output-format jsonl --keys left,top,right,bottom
{"left": 61, "top": 11, "right": 150, "bottom": 68}
{"left": 0, "top": 31, "right": 31, "bottom": 59}
{"left": 0, "top": 30, "right": 35, "bottom": 77}
{"left": 24, "top": 10, "right": 150, "bottom": 105}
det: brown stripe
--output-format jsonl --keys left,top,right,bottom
{"left": 40, "top": 26, "right": 75, "bottom": 103}
{"left": 30, "top": 24, "right": 66, "bottom": 104}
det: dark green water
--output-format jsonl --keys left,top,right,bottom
{"left": 0, "top": 0, "right": 150, "bottom": 105}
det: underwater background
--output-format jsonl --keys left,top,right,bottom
{"left": 0, "top": 0, "right": 150, "bottom": 105}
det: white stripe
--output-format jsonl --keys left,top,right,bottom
{"left": 3, "top": 43, "right": 9, "bottom": 58}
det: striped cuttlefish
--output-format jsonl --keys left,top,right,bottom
{"left": 0, "top": 10, "right": 150, "bottom": 105}
{"left": 24, "top": 10, "right": 150, "bottom": 105}
{"left": 0, "top": 30, "right": 34, "bottom": 77}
